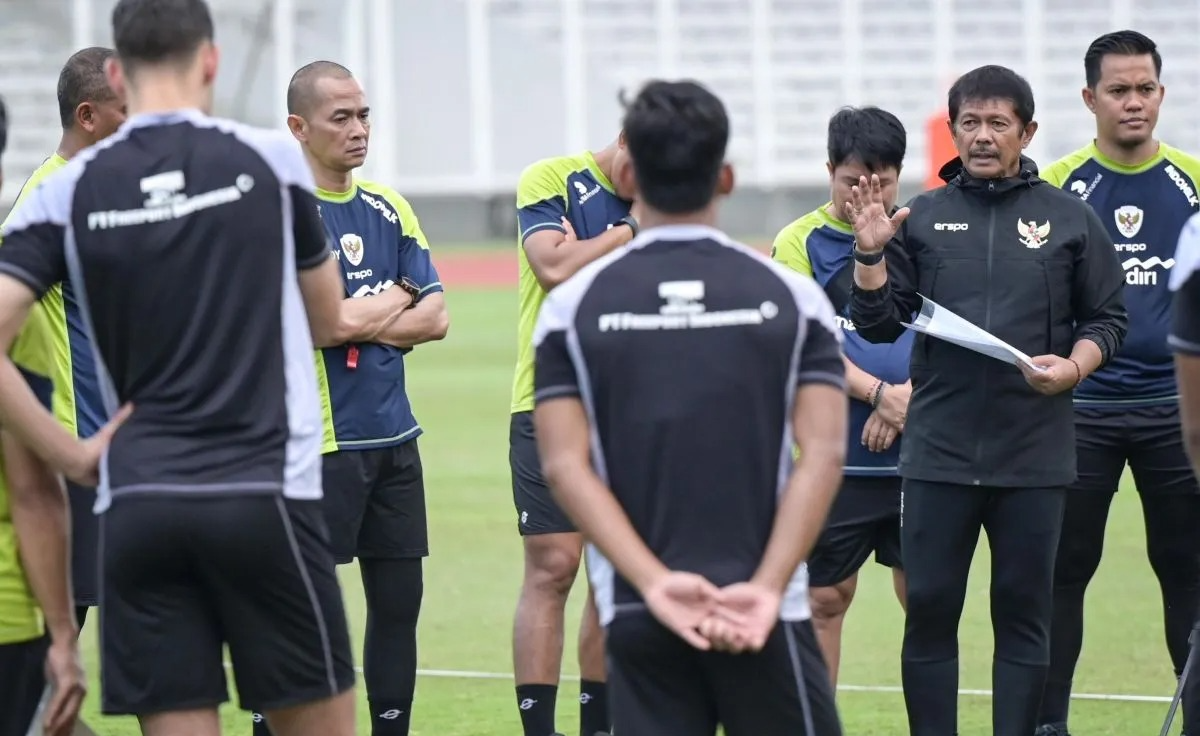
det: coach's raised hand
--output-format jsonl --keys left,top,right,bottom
{"left": 844, "top": 174, "right": 910, "bottom": 253}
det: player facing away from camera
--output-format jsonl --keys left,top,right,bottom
{"left": 1, "top": 45, "right": 127, "bottom": 632}
{"left": 510, "top": 127, "right": 638, "bottom": 735}
{"left": 1037, "top": 30, "right": 1200, "bottom": 736}
{"left": 535, "top": 78, "right": 846, "bottom": 736}
{"left": 277, "top": 59, "right": 449, "bottom": 736}
{"left": 0, "top": 1, "right": 360, "bottom": 734}
{"left": 773, "top": 105, "right": 910, "bottom": 687}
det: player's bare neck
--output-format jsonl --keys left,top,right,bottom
{"left": 126, "top": 70, "right": 209, "bottom": 117}
{"left": 638, "top": 204, "right": 719, "bottom": 232}
{"left": 1095, "top": 136, "right": 1160, "bottom": 168}
{"left": 592, "top": 141, "right": 619, "bottom": 182}
{"left": 56, "top": 131, "right": 86, "bottom": 162}
{"left": 313, "top": 167, "right": 353, "bottom": 195}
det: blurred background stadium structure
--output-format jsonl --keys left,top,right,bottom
{"left": 3, "top": 0, "right": 1200, "bottom": 241}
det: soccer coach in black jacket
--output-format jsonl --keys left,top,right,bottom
{"left": 848, "top": 65, "right": 1127, "bottom": 736}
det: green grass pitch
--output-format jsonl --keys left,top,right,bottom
{"left": 72, "top": 283, "right": 1183, "bottom": 735}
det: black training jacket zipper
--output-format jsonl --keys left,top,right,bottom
{"left": 972, "top": 184, "right": 997, "bottom": 477}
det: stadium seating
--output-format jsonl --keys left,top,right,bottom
{"left": 3, "top": 0, "right": 1200, "bottom": 205}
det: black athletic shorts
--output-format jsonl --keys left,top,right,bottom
{"left": 66, "top": 480, "right": 99, "bottom": 608}
{"left": 808, "top": 475, "right": 903, "bottom": 588}
{"left": 1073, "top": 404, "right": 1199, "bottom": 495}
{"left": 607, "top": 613, "right": 842, "bottom": 736}
{"left": 99, "top": 494, "right": 355, "bottom": 716}
{"left": 321, "top": 439, "right": 429, "bottom": 564}
{"left": 509, "top": 411, "right": 575, "bottom": 536}
{"left": 0, "top": 635, "right": 47, "bottom": 736}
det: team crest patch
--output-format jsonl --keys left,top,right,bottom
{"left": 340, "top": 233, "right": 364, "bottom": 266}
{"left": 1115, "top": 205, "right": 1143, "bottom": 239}
{"left": 1017, "top": 218, "right": 1051, "bottom": 249}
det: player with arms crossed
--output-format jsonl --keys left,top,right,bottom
{"left": 0, "top": 1, "right": 359, "bottom": 734}
{"left": 280, "top": 60, "right": 449, "bottom": 736}
{"left": 1037, "top": 30, "right": 1200, "bottom": 736}
{"left": 2, "top": 45, "right": 127, "bottom": 631}
{"left": 535, "top": 78, "right": 845, "bottom": 736}
{"left": 510, "top": 117, "right": 638, "bottom": 736}
{"left": 772, "top": 105, "right": 910, "bottom": 687}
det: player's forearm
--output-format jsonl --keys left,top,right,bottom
{"left": 9, "top": 473, "right": 76, "bottom": 639}
{"left": 1069, "top": 338, "right": 1105, "bottom": 380}
{"left": 374, "top": 294, "right": 449, "bottom": 349}
{"left": 751, "top": 440, "right": 844, "bottom": 592}
{"left": 844, "top": 356, "right": 879, "bottom": 403}
{"left": 317, "top": 291, "right": 411, "bottom": 347}
{"left": 535, "top": 227, "right": 632, "bottom": 291}
{"left": 0, "top": 360, "right": 86, "bottom": 478}
{"left": 545, "top": 460, "right": 669, "bottom": 594}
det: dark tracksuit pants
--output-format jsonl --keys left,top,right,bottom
{"left": 900, "top": 479, "right": 1066, "bottom": 736}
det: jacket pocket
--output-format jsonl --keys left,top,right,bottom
{"left": 1041, "top": 255, "right": 1074, "bottom": 356}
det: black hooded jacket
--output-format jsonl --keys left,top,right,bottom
{"left": 850, "top": 155, "right": 1128, "bottom": 488}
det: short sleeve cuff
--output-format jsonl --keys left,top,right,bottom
{"left": 534, "top": 385, "right": 582, "bottom": 404}
{"left": 796, "top": 371, "right": 848, "bottom": 391}
{"left": 0, "top": 262, "right": 52, "bottom": 299}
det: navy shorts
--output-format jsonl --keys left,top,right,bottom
{"left": 321, "top": 440, "right": 429, "bottom": 564}
{"left": 807, "top": 475, "right": 903, "bottom": 588}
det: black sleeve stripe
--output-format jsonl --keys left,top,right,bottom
{"left": 297, "top": 246, "right": 333, "bottom": 271}
{"left": 0, "top": 262, "right": 52, "bottom": 298}
{"left": 796, "top": 371, "right": 848, "bottom": 391}
{"left": 535, "top": 385, "right": 582, "bottom": 403}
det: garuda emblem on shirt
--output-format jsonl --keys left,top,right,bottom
{"left": 1114, "top": 205, "right": 1143, "bottom": 239}
{"left": 340, "top": 233, "right": 365, "bottom": 266}
{"left": 1017, "top": 218, "right": 1051, "bottom": 249}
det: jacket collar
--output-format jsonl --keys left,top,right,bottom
{"left": 937, "top": 154, "right": 1042, "bottom": 194}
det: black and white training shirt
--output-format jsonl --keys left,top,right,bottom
{"left": 533, "top": 224, "right": 845, "bottom": 625}
{"left": 0, "top": 109, "right": 332, "bottom": 512}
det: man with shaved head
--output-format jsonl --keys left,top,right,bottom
{"left": 1, "top": 45, "right": 126, "bottom": 632}
{"left": 270, "top": 60, "right": 448, "bottom": 736}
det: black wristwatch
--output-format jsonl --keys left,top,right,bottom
{"left": 617, "top": 214, "right": 639, "bottom": 238}
{"left": 852, "top": 244, "right": 885, "bottom": 266}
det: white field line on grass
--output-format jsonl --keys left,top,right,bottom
{"left": 221, "top": 663, "right": 1173, "bottom": 704}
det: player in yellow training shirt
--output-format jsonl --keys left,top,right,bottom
{"left": 509, "top": 134, "right": 637, "bottom": 736}
{"left": 1, "top": 47, "right": 126, "bottom": 631}
{"left": 0, "top": 82, "right": 121, "bottom": 736}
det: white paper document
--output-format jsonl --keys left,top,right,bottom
{"left": 901, "top": 295, "right": 1045, "bottom": 372}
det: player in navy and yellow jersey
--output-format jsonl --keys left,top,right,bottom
{"left": 0, "top": 90, "right": 97, "bottom": 736}
{"left": 772, "top": 106, "right": 911, "bottom": 688}
{"left": 0, "top": 47, "right": 125, "bottom": 630}
{"left": 284, "top": 61, "right": 448, "bottom": 736}
{"left": 511, "top": 137, "right": 636, "bottom": 736}
{"left": 1037, "top": 31, "right": 1200, "bottom": 736}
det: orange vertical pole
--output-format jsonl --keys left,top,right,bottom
{"left": 925, "top": 113, "right": 956, "bottom": 190}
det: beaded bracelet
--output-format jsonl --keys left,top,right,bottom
{"left": 869, "top": 380, "right": 887, "bottom": 409}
